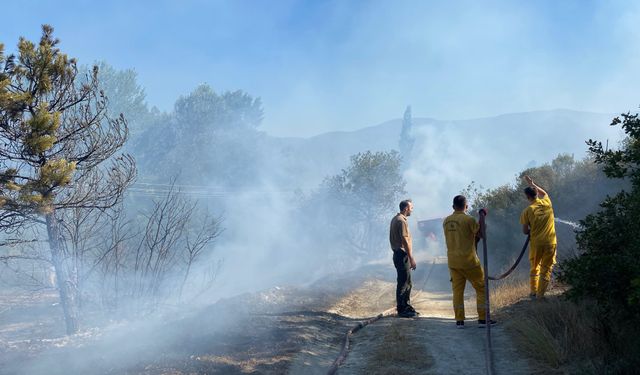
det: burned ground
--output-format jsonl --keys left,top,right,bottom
{"left": 0, "top": 262, "right": 533, "bottom": 374}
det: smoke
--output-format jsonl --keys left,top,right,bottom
{"left": 203, "top": 186, "right": 316, "bottom": 298}
{"left": 403, "top": 110, "right": 624, "bottom": 224}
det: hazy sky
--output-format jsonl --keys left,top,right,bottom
{"left": 2, "top": 0, "right": 639, "bottom": 136}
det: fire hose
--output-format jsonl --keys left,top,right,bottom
{"left": 479, "top": 208, "right": 531, "bottom": 375}
{"left": 326, "top": 259, "right": 438, "bottom": 375}
{"left": 479, "top": 209, "right": 495, "bottom": 375}
{"left": 488, "top": 236, "right": 530, "bottom": 281}
{"left": 326, "top": 306, "right": 397, "bottom": 375}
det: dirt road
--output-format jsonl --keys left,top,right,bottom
{"left": 321, "top": 262, "right": 534, "bottom": 375}
{"left": 331, "top": 283, "right": 533, "bottom": 374}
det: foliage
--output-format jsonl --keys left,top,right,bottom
{"left": 132, "top": 83, "right": 265, "bottom": 187}
{"left": 79, "top": 65, "right": 268, "bottom": 188}
{"left": 301, "top": 150, "right": 406, "bottom": 261}
{"left": 0, "top": 25, "right": 135, "bottom": 225}
{"left": 82, "top": 61, "right": 152, "bottom": 137}
{"left": 174, "top": 84, "right": 263, "bottom": 132}
{"left": 559, "top": 111, "right": 640, "bottom": 320}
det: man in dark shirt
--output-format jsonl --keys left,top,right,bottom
{"left": 390, "top": 199, "right": 418, "bottom": 318}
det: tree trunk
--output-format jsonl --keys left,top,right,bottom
{"left": 46, "top": 212, "right": 80, "bottom": 335}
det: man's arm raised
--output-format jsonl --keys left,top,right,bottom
{"left": 525, "top": 175, "right": 548, "bottom": 199}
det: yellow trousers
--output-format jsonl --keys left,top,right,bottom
{"left": 529, "top": 243, "right": 557, "bottom": 297}
{"left": 449, "top": 265, "right": 486, "bottom": 321}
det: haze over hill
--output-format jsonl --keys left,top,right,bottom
{"left": 270, "top": 109, "right": 621, "bottom": 218}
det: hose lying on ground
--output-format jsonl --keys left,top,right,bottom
{"left": 327, "top": 259, "right": 438, "bottom": 375}
{"left": 326, "top": 306, "right": 397, "bottom": 375}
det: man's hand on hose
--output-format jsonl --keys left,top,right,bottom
{"left": 409, "top": 256, "right": 417, "bottom": 270}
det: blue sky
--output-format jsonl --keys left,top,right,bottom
{"left": 1, "top": 0, "right": 639, "bottom": 136}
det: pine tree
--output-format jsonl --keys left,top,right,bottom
{"left": 0, "top": 25, "right": 135, "bottom": 334}
{"left": 399, "top": 105, "right": 415, "bottom": 167}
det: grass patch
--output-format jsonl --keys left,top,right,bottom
{"left": 507, "top": 298, "right": 599, "bottom": 369}
{"left": 489, "top": 277, "right": 531, "bottom": 310}
{"left": 362, "top": 323, "right": 434, "bottom": 375}
{"left": 492, "top": 279, "right": 614, "bottom": 374}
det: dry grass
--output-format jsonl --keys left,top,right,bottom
{"left": 489, "top": 278, "right": 531, "bottom": 310}
{"left": 197, "top": 354, "right": 291, "bottom": 373}
{"left": 327, "top": 279, "right": 395, "bottom": 318}
{"left": 492, "top": 279, "right": 603, "bottom": 373}
{"left": 362, "top": 324, "right": 435, "bottom": 375}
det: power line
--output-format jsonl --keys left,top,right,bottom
{"left": 125, "top": 187, "right": 304, "bottom": 199}
{"left": 131, "top": 181, "right": 317, "bottom": 191}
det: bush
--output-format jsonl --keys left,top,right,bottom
{"left": 558, "top": 111, "right": 640, "bottom": 318}
{"left": 557, "top": 110, "right": 640, "bottom": 373}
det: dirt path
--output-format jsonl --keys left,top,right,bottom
{"left": 338, "top": 316, "right": 533, "bottom": 375}
{"left": 320, "top": 263, "right": 535, "bottom": 375}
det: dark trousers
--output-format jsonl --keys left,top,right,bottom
{"left": 393, "top": 250, "right": 412, "bottom": 312}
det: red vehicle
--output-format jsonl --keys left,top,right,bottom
{"left": 417, "top": 218, "right": 444, "bottom": 243}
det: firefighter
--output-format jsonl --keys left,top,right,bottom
{"left": 520, "top": 175, "right": 557, "bottom": 299}
{"left": 443, "top": 195, "right": 495, "bottom": 328}
{"left": 389, "top": 199, "right": 419, "bottom": 318}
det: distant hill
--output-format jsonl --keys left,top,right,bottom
{"left": 268, "top": 109, "right": 621, "bottom": 217}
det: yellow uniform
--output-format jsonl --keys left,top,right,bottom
{"left": 443, "top": 212, "right": 486, "bottom": 321}
{"left": 520, "top": 195, "right": 557, "bottom": 297}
